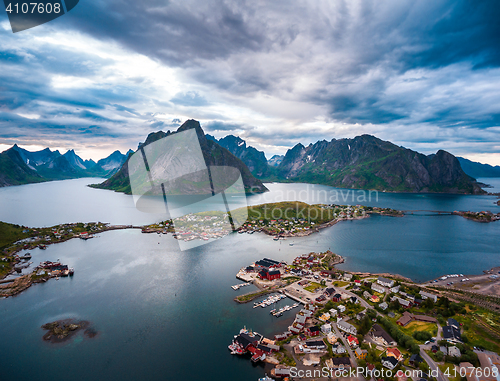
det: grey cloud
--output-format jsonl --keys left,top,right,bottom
{"left": 204, "top": 120, "right": 249, "bottom": 132}
{"left": 2, "top": 0, "right": 500, "bottom": 163}
{"left": 170, "top": 91, "right": 209, "bottom": 107}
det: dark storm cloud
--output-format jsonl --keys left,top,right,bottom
{"left": 0, "top": 111, "right": 124, "bottom": 139}
{"left": 61, "top": 0, "right": 267, "bottom": 65}
{"left": 53, "top": 0, "right": 500, "bottom": 128}
{"left": 204, "top": 120, "right": 249, "bottom": 132}
{"left": 1, "top": 0, "right": 500, "bottom": 161}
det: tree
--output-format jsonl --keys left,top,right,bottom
{"left": 422, "top": 298, "right": 435, "bottom": 310}
{"left": 419, "top": 361, "right": 430, "bottom": 372}
{"left": 410, "top": 343, "right": 420, "bottom": 354}
{"left": 413, "top": 331, "right": 432, "bottom": 342}
{"left": 358, "top": 316, "right": 373, "bottom": 336}
{"left": 435, "top": 351, "right": 444, "bottom": 361}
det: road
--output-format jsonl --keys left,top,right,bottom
{"left": 341, "top": 283, "right": 449, "bottom": 381}
{"left": 420, "top": 348, "right": 449, "bottom": 381}
{"left": 332, "top": 323, "right": 363, "bottom": 380}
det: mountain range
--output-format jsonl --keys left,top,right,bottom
{"left": 93, "top": 120, "right": 268, "bottom": 194}
{"left": 457, "top": 157, "right": 500, "bottom": 178}
{"left": 272, "top": 135, "right": 484, "bottom": 194}
{"left": 0, "top": 145, "right": 132, "bottom": 187}
{"left": 1, "top": 119, "right": 497, "bottom": 194}
{"left": 206, "top": 134, "right": 269, "bottom": 178}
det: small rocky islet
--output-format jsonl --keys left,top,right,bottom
{"left": 41, "top": 319, "right": 98, "bottom": 343}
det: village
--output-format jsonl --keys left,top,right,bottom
{"left": 452, "top": 210, "right": 500, "bottom": 223}
{"left": 144, "top": 203, "right": 405, "bottom": 243}
{"left": 0, "top": 222, "right": 132, "bottom": 297}
{"left": 230, "top": 251, "right": 500, "bottom": 381}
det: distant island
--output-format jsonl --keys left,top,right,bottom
{"left": 42, "top": 319, "right": 97, "bottom": 343}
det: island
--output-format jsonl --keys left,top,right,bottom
{"left": 452, "top": 210, "right": 500, "bottom": 222}
{"left": 42, "top": 319, "right": 97, "bottom": 343}
{"left": 0, "top": 201, "right": 497, "bottom": 297}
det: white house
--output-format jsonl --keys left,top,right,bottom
{"left": 390, "top": 285, "right": 400, "bottom": 293}
{"left": 332, "top": 343, "right": 346, "bottom": 354}
{"left": 391, "top": 296, "right": 412, "bottom": 308}
{"left": 343, "top": 273, "right": 353, "bottom": 282}
{"left": 377, "top": 276, "right": 395, "bottom": 288}
{"left": 295, "top": 314, "right": 307, "bottom": 325}
{"left": 379, "top": 302, "right": 388, "bottom": 310}
{"left": 337, "top": 305, "right": 346, "bottom": 313}
{"left": 382, "top": 356, "right": 398, "bottom": 370}
{"left": 337, "top": 320, "right": 357, "bottom": 335}
{"left": 329, "top": 308, "right": 338, "bottom": 317}
{"left": 420, "top": 291, "right": 438, "bottom": 303}
{"left": 321, "top": 324, "right": 332, "bottom": 334}
{"left": 371, "top": 283, "right": 387, "bottom": 294}
{"left": 301, "top": 309, "right": 314, "bottom": 318}
{"left": 448, "top": 346, "right": 461, "bottom": 357}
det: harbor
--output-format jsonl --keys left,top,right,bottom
{"left": 253, "top": 294, "right": 287, "bottom": 308}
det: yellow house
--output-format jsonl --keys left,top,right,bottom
{"left": 327, "top": 332, "right": 338, "bottom": 344}
{"left": 319, "top": 313, "right": 331, "bottom": 322}
{"left": 355, "top": 347, "right": 367, "bottom": 359}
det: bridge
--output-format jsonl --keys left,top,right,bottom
{"left": 400, "top": 210, "right": 455, "bottom": 215}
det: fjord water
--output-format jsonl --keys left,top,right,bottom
{"left": 0, "top": 179, "right": 499, "bottom": 381}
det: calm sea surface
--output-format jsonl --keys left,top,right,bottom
{"left": 0, "top": 178, "right": 499, "bottom": 381}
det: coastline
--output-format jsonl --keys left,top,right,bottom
{"left": 1, "top": 200, "right": 498, "bottom": 298}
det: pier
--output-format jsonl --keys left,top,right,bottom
{"left": 283, "top": 291, "right": 306, "bottom": 305}
{"left": 231, "top": 283, "right": 250, "bottom": 290}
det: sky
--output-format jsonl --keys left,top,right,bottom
{"left": 0, "top": 0, "right": 500, "bottom": 165}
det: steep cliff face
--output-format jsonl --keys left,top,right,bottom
{"left": 0, "top": 144, "right": 131, "bottom": 186}
{"left": 268, "top": 155, "right": 284, "bottom": 167}
{"left": 276, "top": 135, "right": 483, "bottom": 194}
{"left": 206, "top": 134, "right": 269, "bottom": 178}
{"left": 0, "top": 148, "right": 46, "bottom": 187}
{"left": 457, "top": 157, "right": 500, "bottom": 178}
{"left": 94, "top": 120, "right": 268, "bottom": 194}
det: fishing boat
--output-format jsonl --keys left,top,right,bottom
{"left": 258, "top": 375, "right": 273, "bottom": 381}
